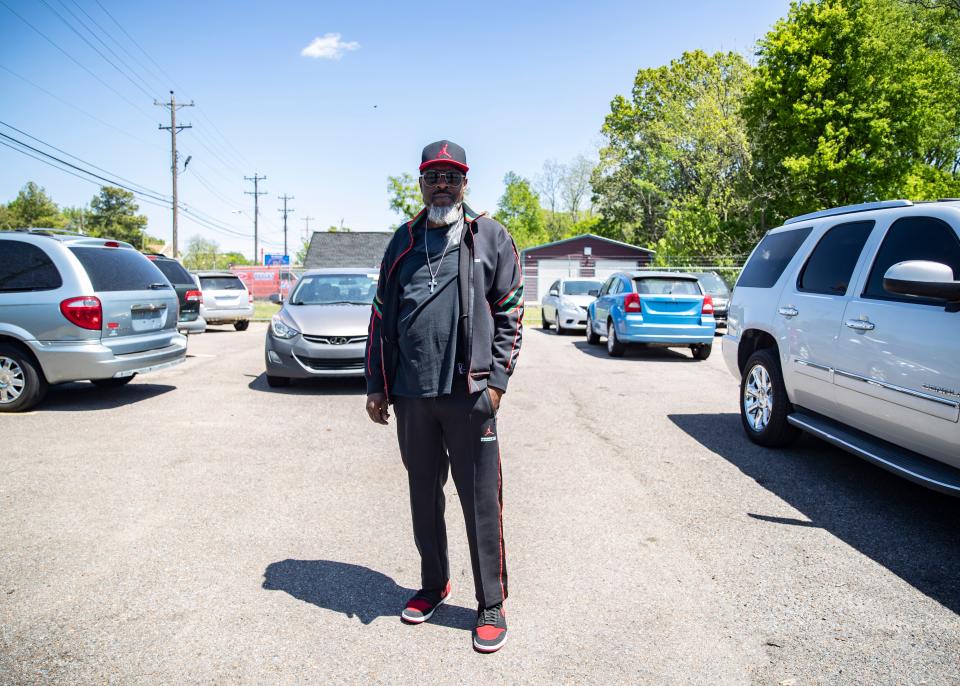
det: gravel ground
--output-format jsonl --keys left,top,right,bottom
{"left": 2, "top": 323, "right": 958, "bottom": 685}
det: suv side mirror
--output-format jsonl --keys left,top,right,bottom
{"left": 549, "top": 289, "right": 559, "bottom": 297}
{"left": 883, "top": 261, "right": 960, "bottom": 303}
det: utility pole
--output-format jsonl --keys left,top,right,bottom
{"left": 301, "top": 215, "right": 314, "bottom": 243}
{"left": 277, "top": 194, "right": 295, "bottom": 258}
{"left": 155, "top": 90, "right": 193, "bottom": 258}
{"left": 244, "top": 173, "right": 267, "bottom": 264}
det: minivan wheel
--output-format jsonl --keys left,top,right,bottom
{"left": 606, "top": 320, "right": 625, "bottom": 357}
{"left": 0, "top": 344, "right": 47, "bottom": 413}
{"left": 266, "top": 374, "right": 290, "bottom": 388}
{"left": 585, "top": 315, "right": 601, "bottom": 345}
{"left": 740, "top": 349, "right": 799, "bottom": 447}
{"left": 691, "top": 344, "right": 712, "bottom": 360}
{"left": 91, "top": 375, "right": 136, "bottom": 388}
{"left": 234, "top": 320, "right": 250, "bottom": 331}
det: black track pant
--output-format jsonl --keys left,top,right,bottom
{"left": 393, "top": 382, "right": 507, "bottom": 608}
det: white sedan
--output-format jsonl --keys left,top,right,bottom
{"left": 541, "top": 278, "right": 602, "bottom": 334}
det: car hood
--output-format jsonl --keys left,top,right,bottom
{"left": 281, "top": 303, "right": 370, "bottom": 336}
{"left": 562, "top": 294, "right": 596, "bottom": 308}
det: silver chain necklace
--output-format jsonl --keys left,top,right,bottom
{"left": 424, "top": 211, "right": 462, "bottom": 294}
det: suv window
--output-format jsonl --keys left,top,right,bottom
{"left": 0, "top": 240, "right": 63, "bottom": 292}
{"left": 863, "top": 216, "right": 960, "bottom": 304}
{"left": 738, "top": 227, "right": 813, "bottom": 289}
{"left": 70, "top": 247, "right": 169, "bottom": 292}
{"left": 798, "top": 221, "right": 874, "bottom": 295}
{"left": 199, "top": 275, "right": 245, "bottom": 290}
{"left": 152, "top": 259, "right": 194, "bottom": 286}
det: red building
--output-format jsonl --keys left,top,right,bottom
{"left": 521, "top": 234, "right": 655, "bottom": 301}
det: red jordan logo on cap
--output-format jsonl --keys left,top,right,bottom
{"left": 437, "top": 143, "right": 452, "bottom": 159}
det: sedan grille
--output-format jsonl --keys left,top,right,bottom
{"left": 294, "top": 354, "right": 365, "bottom": 371}
{"left": 302, "top": 335, "right": 368, "bottom": 345}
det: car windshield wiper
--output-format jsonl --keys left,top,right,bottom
{"left": 323, "top": 300, "right": 369, "bottom": 306}
{"left": 148, "top": 282, "right": 171, "bottom": 289}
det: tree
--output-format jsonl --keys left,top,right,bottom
{"left": 7, "top": 182, "right": 63, "bottom": 228}
{"left": 494, "top": 172, "right": 547, "bottom": 249}
{"left": 535, "top": 160, "right": 564, "bottom": 241}
{"left": 744, "top": 0, "right": 960, "bottom": 224}
{"left": 560, "top": 154, "right": 595, "bottom": 224}
{"left": 182, "top": 235, "right": 219, "bottom": 270}
{"left": 592, "top": 50, "right": 754, "bottom": 261}
{"left": 86, "top": 186, "right": 150, "bottom": 246}
{"left": 387, "top": 173, "right": 422, "bottom": 220}
{"left": 295, "top": 236, "right": 311, "bottom": 266}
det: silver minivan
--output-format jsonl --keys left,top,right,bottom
{"left": 194, "top": 271, "right": 254, "bottom": 331}
{"left": 723, "top": 200, "right": 960, "bottom": 495}
{"left": 0, "top": 230, "right": 187, "bottom": 412}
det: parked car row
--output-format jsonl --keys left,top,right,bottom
{"left": 0, "top": 229, "right": 256, "bottom": 412}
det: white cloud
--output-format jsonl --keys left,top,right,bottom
{"left": 300, "top": 33, "right": 360, "bottom": 60}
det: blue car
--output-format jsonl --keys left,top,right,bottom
{"left": 585, "top": 271, "right": 716, "bottom": 360}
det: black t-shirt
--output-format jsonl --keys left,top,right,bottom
{"left": 393, "top": 220, "right": 462, "bottom": 398}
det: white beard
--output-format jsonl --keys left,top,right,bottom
{"left": 427, "top": 202, "right": 462, "bottom": 226}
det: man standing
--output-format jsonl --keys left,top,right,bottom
{"left": 364, "top": 140, "right": 523, "bottom": 653}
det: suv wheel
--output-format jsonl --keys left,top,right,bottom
{"left": 740, "top": 349, "right": 799, "bottom": 447}
{"left": 585, "top": 315, "right": 601, "bottom": 345}
{"left": 691, "top": 344, "right": 712, "bottom": 360}
{"left": 0, "top": 344, "right": 47, "bottom": 413}
{"left": 606, "top": 320, "right": 625, "bottom": 357}
{"left": 234, "top": 320, "right": 250, "bottom": 331}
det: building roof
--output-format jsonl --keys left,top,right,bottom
{"left": 520, "top": 233, "right": 655, "bottom": 256}
{"left": 304, "top": 231, "right": 393, "bottom": 269}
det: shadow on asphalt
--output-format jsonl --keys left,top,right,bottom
{"left": 262, "top": 559, "right": 476, "bottom": 629}
{"left": 247, "top": 372, "right": 367, "bottom": 396}
{"left": 669, "top": 412, "right": 960, "bottom": 615}
{"left": 39, "top": 382, "right": 176, "bottom": 411}
{"left": 571, "top": 340, "right": 692, "bottom": 361}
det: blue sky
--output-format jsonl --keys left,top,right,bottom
{"left": 0, "top": 0, "right": 791, "bottom": 258}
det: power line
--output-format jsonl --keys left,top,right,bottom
{"left": 244, "top": 174, "right": 267, "bottom": 264}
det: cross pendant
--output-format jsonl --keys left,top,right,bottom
{"left": 428, "top": 278, "right": 437, "bottom": 294}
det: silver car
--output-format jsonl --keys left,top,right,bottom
{"left": 541, "top": 278, "right": 602, "bottom": 333}
{"left": 263, "top": 268, "right": 378, "bottom": 387}
{"left": 0, "top": 230, "right": 187, "bottom": 412}
{"left": 723, "top": 199, "right": 960, "bottom": 495}
{"left": 194, "top": 271, "right": 254, "bottom": 331}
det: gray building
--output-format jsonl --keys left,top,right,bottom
{"left": 303, "top": 231, "right": 393, "bottom": 270}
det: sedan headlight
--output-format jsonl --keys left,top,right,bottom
{"left": 271, "top": 315, "right": 299, "bottom": 339}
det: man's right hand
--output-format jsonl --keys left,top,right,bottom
{"left": 366, "top": 393, "right": 390, "bottom": 425}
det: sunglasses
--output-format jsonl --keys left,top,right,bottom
{"left": 421, "top": 170, "right": 465, "bottom": 187}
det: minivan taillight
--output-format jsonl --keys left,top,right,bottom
{"left": 60, "top": 296, "right": 102, "bottom": 330}
{"left": 702, "top": 295, "right": 714, "bottom": 315}
{"left": 186, "top": 290, "right": 202, "bottom": 303}
{"left": 624, "top": 292, "right": 641, "bottom": 313}
{"left": 248, "top": 291, "right": 253, "bottom": 303}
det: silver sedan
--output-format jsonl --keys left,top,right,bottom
{"left": 263, "top": 268, "right": 378, "bottom": 387}
{"left": 541, "top": 278, "right": 602, "bottom": 334}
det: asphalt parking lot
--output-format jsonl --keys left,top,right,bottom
{"left": 2, "top": 323, "right": 959, "bottom": 685}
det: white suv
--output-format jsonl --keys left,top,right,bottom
{"left": 723, "top": 200, "right": 960, "bottom": 495}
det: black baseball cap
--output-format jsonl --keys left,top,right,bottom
{"left": 420, "top": 140, "right": 468, "bottom": 173}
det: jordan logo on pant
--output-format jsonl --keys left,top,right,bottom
{"left": 481, "top": 426, "right": 497, "bottom": 443}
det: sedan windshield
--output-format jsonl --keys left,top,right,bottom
{"left": 563, "top": 280, "right": 602, "bottom": 296}
{"left": 291, "top": 274, "right": 377, "bottom": 305}
{"left": 633, "top": 277, "right": 701, "bottom": 295}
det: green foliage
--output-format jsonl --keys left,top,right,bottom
{"left": 494, "top": 172, "right": 548, "bottom": 249}
{"left": 593, "top": 50, "right": 755, "bottom": 261}
{"left": 0, "top": 204, "right": 16, "bottom": 230}
{"left": 387, "top": 173, "right": 422, "bottom": 220}
{"left": 86, "top": 186, "right": 149, "bottom": 247}
{"left": 295, "top": 237, "right": 311, "bottom": 266}
{"left": 6, "top": 182, "right": 64, "bottom": 228}
{"left": 744, "top": 0, "right": 960, "bottom": 223}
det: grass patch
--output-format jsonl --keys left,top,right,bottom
{"left": 523, "top": 304, "right": 542, "bottom": 326}
{"left": 253, "top": 302, "right": 281, "bottom": 321}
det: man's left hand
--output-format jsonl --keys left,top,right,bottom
{"left": 487, "top": 386, "right": 504, "bottom": 413}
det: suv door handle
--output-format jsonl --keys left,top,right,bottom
{"left": 778, "top": 306, "right": 799, "bottom": 318}
{"left": 845, "top": 319, "right": 875, "bottom": 331}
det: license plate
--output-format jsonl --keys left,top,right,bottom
{"left": 132, "top": 309, "right": 165, "bottom": 332}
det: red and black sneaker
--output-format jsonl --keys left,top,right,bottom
{"left": 473, "top": 603, "right": 507, "bottom": 653}
{"left": 401, "top": 582, "right": 451, "bottom": 624}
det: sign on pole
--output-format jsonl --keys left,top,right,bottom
{"left": 264, "top": 254, "right": 290, "bottom": 266}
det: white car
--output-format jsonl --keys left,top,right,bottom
{"left": 193, "top": 271, "right": 254, "bottom": 331}
{"left": 723, "top": 199, "right": 960, "bottom": 495}
{"left": 541, "top": 278, "right": 602, "bottom": 334}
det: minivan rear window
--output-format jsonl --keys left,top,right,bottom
{"left": 69, "top": 247, "right": 170, "bottom": 292}
{"left": 737, "top": 227, "right": 813, "bottom": 289}
{"left": 0, "top": 241, "right": 62, "bottom": 292}
{"left": 633, "top": 278, "right": 701, "bottom": 295}
{"left": 200, "top": 276, "right": 245, "bottom": 290}
{"left": 152, "top": 259, "right": 194, "bottom": 286}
